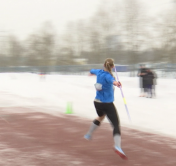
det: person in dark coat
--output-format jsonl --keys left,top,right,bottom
{"left": 152, "top": 70, "right": 157, "bottom": 97}
{"left": 144, "top": 68, "right": 155, "bottom": 98}
{"left": 137, "top": 64, "right": 147, "bottom": 97}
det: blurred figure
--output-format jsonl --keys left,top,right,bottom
{"left": 152, "top": 69, "right": 157, "bottom": 97}
{"left": 137, "top": 64, "right": 147, "bottom": 97}
{"left": 144, "top": 68, "right": 154, "bottom": 98}
{"left": 39, "top": 71, "right": 46, "bottom": 80}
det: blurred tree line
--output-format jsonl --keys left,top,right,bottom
{"left": 0, "top": 0, "right": 176, "bottom": 67}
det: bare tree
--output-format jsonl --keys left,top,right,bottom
{"left": 6, "top": 35, "right": 24, "bottom": 66}
{"left": 159, "top": 9, "right": 176, "bottom": 64}
{"left": 121, "top": 0, "right": 148, "bottom": 75}
{"left": 74, "top": 20, "right": 89, "bottom": 56}
{"left": 25, "top": 33, "right": 41, "bottom": 66}
{"left": 39, "top": 21, "right": 56, "bottom": 66}
{"left": 86, "top": 0, "right": 121, "bottom": 63}
{"left": 57, "top": 21, "right": 75, "bottom": 65}
{"left": 25, "top": 21, "right": 56, "bottom": 67}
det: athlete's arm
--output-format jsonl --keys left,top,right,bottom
{"left": 105, "top": 74, "right": 122, "bottom": 87}
{"left": 89, "top": 73, "right": 95, "bottom": 76}
{"left": 89, "top": 69, "right": 100, "bottom": 76}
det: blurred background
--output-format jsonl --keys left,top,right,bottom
{"left": 0, "top": 0, "right": 176, "bottom": 77}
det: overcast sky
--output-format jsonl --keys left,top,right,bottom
{"left": 0, "top": 0, "right": 101, "bottom": 38}
{"left": 0, "top": 0, "right": 174, "bottom": 39}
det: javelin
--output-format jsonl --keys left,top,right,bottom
{"left": 114, "top": 66, "right": 131, "bottom": 122}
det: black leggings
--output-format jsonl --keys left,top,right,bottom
{"left": 94, "top": 101, "right": 121, "bottom": 136}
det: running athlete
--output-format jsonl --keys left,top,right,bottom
{"left": 84, "top": 58, "right": 127, "bottom": 160}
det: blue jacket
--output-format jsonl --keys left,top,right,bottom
{"left": 90, "top": 69, "right": 115, "bottom": 103}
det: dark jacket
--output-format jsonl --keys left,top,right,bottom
{"left": 138, "top": 68, "right": 147, "bottom": 88}
{"left": 144, "top": 71, "right": 154, "bottom": 85}
{"left": 137, "top": 68, "right": 147, "bottom": 78}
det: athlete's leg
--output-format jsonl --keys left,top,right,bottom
{"left": 84, "top": 102, "right": 105, "bottom": 140}
{"left": 96, "top": 115, "right": 105, "bottom": 122}
{"left": 105, "top": 103, "right": 127, "bottom": 159}
{"left": 105, "top": 103, "right": 121, "bottom": 146}
{"left": 84, "top": 115, "right": 105, "bottom": 139}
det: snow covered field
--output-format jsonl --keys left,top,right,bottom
{"left": 0, "top": 72, "right": 176, "bottom": 139}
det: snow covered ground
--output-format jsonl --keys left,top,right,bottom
{"left": 0, "top": 72, "right": 176, "bottom": 139}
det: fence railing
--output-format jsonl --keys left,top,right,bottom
{"left": 0, "top": 63, "right": 175, "bottom": 78}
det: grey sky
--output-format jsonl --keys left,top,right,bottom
{"left": 0, "top": 0, "right": 101, "bottom": 38}
{"left": 0, "top": 0, "right": 174, "bottom": 39}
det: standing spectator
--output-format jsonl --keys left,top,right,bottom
{"left": 137, "top": 64, "right": 147, "bottom": 97}
{"left": 145, "top": 68, "right": 155, "bottom": 98}
{"left": 152, "top": 70, "right": 157, "bottom": 97}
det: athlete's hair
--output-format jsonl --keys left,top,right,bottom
{"left": 104, "top": 58, "right": 115, "bottom": 77}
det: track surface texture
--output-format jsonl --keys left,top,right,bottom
{"left": 0, "top": 107, "right": 176, "bottom": 166}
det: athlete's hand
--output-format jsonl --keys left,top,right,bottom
{"left": 113, "top": 81, "right": 122, "bottom": 88}
{"left": 117, "top": 81, "right": 122, "bottom": 88}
